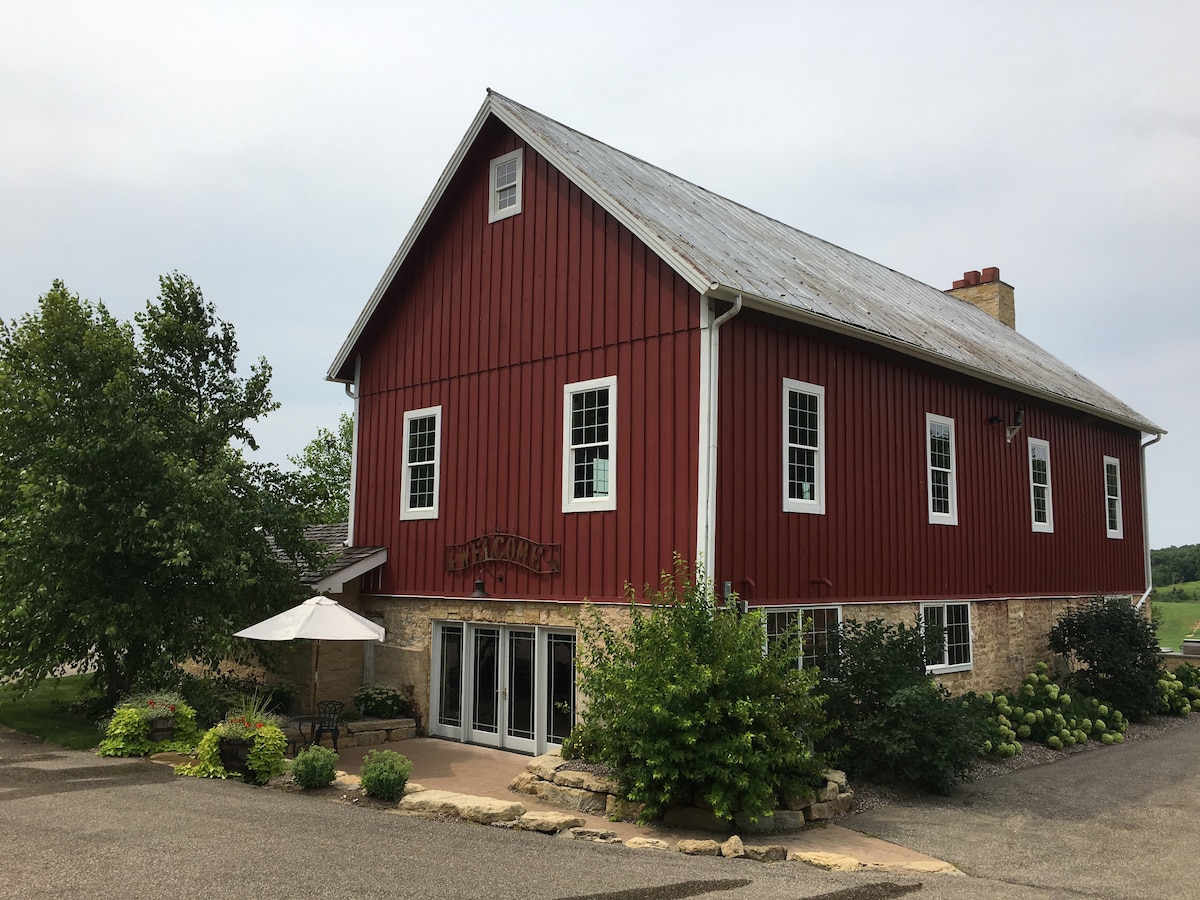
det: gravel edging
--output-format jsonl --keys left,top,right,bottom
{"left": 841, "top": 713, "right": 1200, "bottom": 816}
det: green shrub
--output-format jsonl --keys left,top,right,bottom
{"left": 97, "top": 691, "right": 201, "bottom": 757}
{"left": 574, "top": 556, "right": 831, "bottom": 822}
{"left": 359, "top": 749, "right": 413, "bottom": 801}
{"left": 175, "top": 694, "right": 287, "bottom": 784}
{"left": 352, "top": 684, "right": 416, "bottom": 719}
{"left": 292, "top": 745, "right": 339, "bottom": 789}
{"left": 819, "top": 617, "right": 985, "bottom": 794}
{"left": 1157, "top": 665, "right": 1200, "bottom": 715}
{"left": 1048, "top": 596, "right": 1161, "bottom": 721}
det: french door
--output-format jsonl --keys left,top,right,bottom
{"left": 431, "top": 621, "right": 575, "bottom": 755}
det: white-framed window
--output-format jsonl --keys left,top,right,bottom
{"left": 1104, "top": 456, "right": 1123, "bottom": 539}
{"left": 782, "top": 379, "right": 825, "bottom": 515}
{"left": 400, "top": 405, "right": 441, "bottom": 520}
{"left": 926, "top": 413, "right": 958, "bottom": 525}
{"left": 562, "top": 376, "right": 617, "bottom": 512}
{"left": 1028, "top": 437, "right": 1054, "bottom": 533}
{"left": 921, "top": 601, "right": 973, "bottom": 673}
{"left": 488, "top": 148, "right": 523, "bottom": 223}
{"left": 760, "top": 605, "right": 841, "bottom": 669}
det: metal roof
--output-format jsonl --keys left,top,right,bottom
{"left": 330, "top": 91, "right": 1161, "bottom": 435}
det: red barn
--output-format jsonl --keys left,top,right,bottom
{"left": 324, "top": 92, "right": 1162, "bottom": 754}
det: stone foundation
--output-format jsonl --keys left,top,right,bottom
{"left": 510, "top": 751, "right": 854, "bottom": 831}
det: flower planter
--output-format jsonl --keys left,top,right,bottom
{"left": 147, "top": 716, "right": 176, "bottom": 743}
{"left": 217, "top": 738, "right": 254, "bottom": 778}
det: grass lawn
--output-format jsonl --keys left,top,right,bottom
{"left": 1155, "top": 584, "right": 1200, "bottom": 652}
{"left": 0, "top": 674, "right": 102, "bottom": 750}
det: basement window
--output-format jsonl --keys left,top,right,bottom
{"left": 922, "top": 601, "right": 973, "bottom": 674}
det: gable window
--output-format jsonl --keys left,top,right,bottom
{"left": 921, "top": 601, "right": 972, "bottom": 673}
{"left": 761, "top": 605, "right": 841, "bottom": 669}
{"left": 1104, "top": 456, "right": 1123, "bottom": 539}
{"left": 782, "top": 379, "right": 825, "bottom": 515}
{"left": 563, "top": 376, "right": 616, "bottom": 512}
{"left": 1029, "top": 438, "right": 1054, "bottom": 533}
{"left": 400, "top": 405, "right": 441, "bottom": 520}
{"left": 926, "top": 413, "right": 958, "bottom": 525}
{"left": 488, "top": 148, "right": 523, "bottom": 222}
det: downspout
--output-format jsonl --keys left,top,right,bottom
{"left": 344, "top": 357, "right": 361, "bottom": 546}
{"left": 702, "top": 290, "right": 743, "bottom": 572}
{"left": 1135, "top": 431, "right": 1163, "bottom": 610}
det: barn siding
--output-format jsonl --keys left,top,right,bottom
{"left": 352, "top": 120, "right": 701, "bottom": 602}
{"left": 716, "top": 310, "right": 1146, "bottom": 604}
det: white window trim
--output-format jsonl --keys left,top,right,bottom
{"left": 1104, "top": 455, "right": 1123, "bottom": 539}
{"left": 562, "top": 375, "right": 617, "bottom": 513}
{"left": 1028, "top": 437, "right": 1054, "bottom": 533}
{"left": 925, "top": 413, "right": 959, "bottom": 526}
{"left": 921, "top": 601, "right": 973, "bottom": 674}
{"left": 488, "top": 148, "right": 523, "bottom": 223}
{"left": 400, "top": 405, "right": 442, "bottom": 520}
{"left": 782, "top": 378, "right": 826, "bottom": 515}
{"left": 758, "top": 604, "right": 842, "bottom": 669}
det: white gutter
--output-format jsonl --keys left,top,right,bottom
{"left": 1136, "top": 431, "right": 1164, "bottom": 610}
{"left": 698, "top": 290, "right": 743, "bottom": 571}
{"left": 345, "top": 357, "right": 361, "bottom": 546}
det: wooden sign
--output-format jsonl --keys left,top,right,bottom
{"left": 444, "top": 532, "right": 561, "bottom": 575}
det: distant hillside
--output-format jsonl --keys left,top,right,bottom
{"left": 1153, "top": 543, "right": 1200, "bottom": 587}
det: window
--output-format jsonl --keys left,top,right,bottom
{"left": 761, "top": 605, "right": 841, "bottom": 669}
{"left": 563, "top": 376, "right": 616, "bottom": 512}
{"left": 400, "top": 406, "right": 441, "bottom": 520}
{"left": 1104, "top": 456, "right": 1123, "bottom": 539}
{"left": 1028, "top": 438, "right": 1054, "bottom": 533}
{"left": 926, "top": 413, "right": 958, "bottom": 525}
{"left": 782, "top": 379, "right": 825, "bottom": 514}
{"left": 488, "top": 148, "right": 523, "bottom": 222}
{"left": 921, "top": 602, "right": 972, "bottom": 673}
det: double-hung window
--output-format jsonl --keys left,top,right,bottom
{"left": 921, "top": 601, "right": 972, "bottom": 673}
{"left": 488, "top": 148, "right": 523, "bottom": 222}
{"left": 400, "top": 406, "right": 441, "bottom": 520}
{"left": 1029, "top": 438, "right": 1054, "bottom": 533}
{"left": 761, "top": 605, "right": 841, "bottom": 669}
{"left": 926, "top": 413, "right": 958, "bottom": 525}
{"left": 1104, "top": 456, "right": 1123, "bottom": 539}
{"left": 563, "top": 376, "right": 616, "bottom": 512}
{"left": 782, "top": 379, "right": 825, "bottom": 514}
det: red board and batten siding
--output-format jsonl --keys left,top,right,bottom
{"left": 715, "top": 311, "right": 1146, "bottom": 605}
{"left": 352, "top": 119, "right": 701, "bottom": 602}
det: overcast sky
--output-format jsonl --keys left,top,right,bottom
{"left": 2, "top": 2, "right": 1196, "bottom": 550}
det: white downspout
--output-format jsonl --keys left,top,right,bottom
{"left": 700, "top": 291, "right": 743, "bottom": 572}
{"left": 1135, "top": 431, "right": 1163, "bottom": 610}
{"left": 344, "top": 357, "right": 361, "bottom": 546}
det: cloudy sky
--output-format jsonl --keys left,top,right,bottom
{"left": 2, "top": 2, "right": 1197, "bottom": 549}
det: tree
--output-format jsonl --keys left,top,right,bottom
{"left": 569, "top": 557, "right": 830, "bottom": 822}
{"left": 0, "top": 275, "right": 321, "bottom": 702}
{"left": 290, "top": 412, "right": 353, "bottom": 523}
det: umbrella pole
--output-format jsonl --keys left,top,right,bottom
{"left": 312, "top": 639, "right": 320, "bottom": 714}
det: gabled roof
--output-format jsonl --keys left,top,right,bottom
{"left": 275, "top": 523, "right": 387, "bottom": 594}
{"left": 330, "top": 91, "right": 1161, "bottom": 435}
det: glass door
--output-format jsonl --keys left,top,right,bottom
{"left": 467, "top": 626, "right": 501, "bottom": 744}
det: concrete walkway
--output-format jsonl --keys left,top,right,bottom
{"left": 328, "top": 737, "right": 955, "bottom": 875}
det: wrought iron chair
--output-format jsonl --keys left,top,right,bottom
{"left": 311, "top": 699, "right": 345, "bottom": 751}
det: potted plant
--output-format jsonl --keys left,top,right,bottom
{"left": 98, "top": 691, "right": 201, "bottom": 758}
{"left": 176, "top": 694, "right": 288, "bottom": 784}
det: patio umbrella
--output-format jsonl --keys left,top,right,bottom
{"left": 233, "top": 596, "right": 385, "bottom": 712}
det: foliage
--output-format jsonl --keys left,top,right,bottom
{"left": 292, "top": 745, "right": 340, "bottom": 789}
{"left": 980, "top": 662, "right": 1127, "bottom": 754}
{"left": 0, "top": 674, "right": 102, "bottom": 750}
{"left": 818, "top": 617, "right": 985, "bottom": 794}
{"left": 176, "top": 717, "right": 288, "bottom": 784}
{"left": 0, "top": 276, "right": 325, "bottom": 703}
{"left": 352, "top": 684, "right": 416, "bottom": 719}
{"left": 1152, "top": 543, "right": 1200, "bottom": 588}
{"left": 1048, "top": 597, "right": 1162, "bottom": 721}
{"left": 1157, "top": 666, "right": 1200, "bottom": 716}
{"left": 211, "top": 693, "right": 286, "bottom": 740}
{"left": 572, "top": 556, "right": 831, "bottom": 822}
{"left": 290, "top": 412, "right": 353, "bottom": 524}
{"left": 359, "top": 750, "right": 413, "bottom": 801}
{"left": 97, "top": 691, "right": 201, "bottom": 757}
{"left": 164, "top": 671, "right": 293, "bottom": 729}
{"left": 245, "top": 726, "right": 288, "bottom": 783}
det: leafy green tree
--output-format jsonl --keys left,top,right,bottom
{"left": 0, "top": 276, "right": 320, "bottom": 703}
{"left": 569, "top": 556, "right": 830, "bottom": 823}
{"left": 290, "top": 412, "right": 353, "bottom": 523}
{"left": 1152, "top": 544, "right": 1200, "bottom": 587}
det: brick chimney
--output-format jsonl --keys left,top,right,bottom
{"left": 946, "top": 266, "right": 1015, "bottom": 329}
